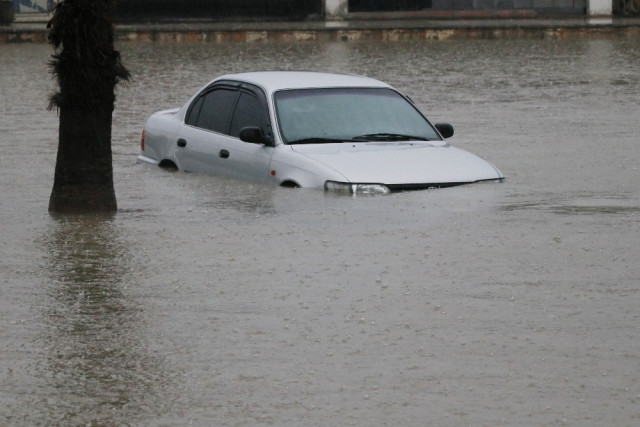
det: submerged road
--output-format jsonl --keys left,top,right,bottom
{"left": 1, "top": 36, "right": 639, "bottom": 426}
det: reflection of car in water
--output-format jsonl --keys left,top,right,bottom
{"left": 138, "top": 71, "right": 504, "bottom": 195}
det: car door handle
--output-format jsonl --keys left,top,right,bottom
{"left": 219, "top": 149, "right": 230, "bottom": 159}
{"left": 177, "top": 138, "right": 187, "bottom": 147}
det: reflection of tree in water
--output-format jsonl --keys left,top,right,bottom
{"left": 40, "top": 215, "right": 164, "bottom": 425}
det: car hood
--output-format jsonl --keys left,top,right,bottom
{"left": 290, "top": 142, "right": 503, "bottom": 185}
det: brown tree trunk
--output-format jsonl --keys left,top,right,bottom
{"left": 49, "top": 107, "right": 117, "bottom": 213}
{"left": 47, "top": 0, "right": 129, "bottom": 214}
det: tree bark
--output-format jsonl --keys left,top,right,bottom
{"left": 49, "top": 107, "right": 117, "bottom": 213}
{"left": 48, "top": 0, "right": 129, "bottom": 214}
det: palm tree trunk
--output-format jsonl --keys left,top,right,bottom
{"left": 48, "top": 0, "right": 129, "bottom": 214}
{"left": 49, "top": 107, "right": 117, "bottom": 212}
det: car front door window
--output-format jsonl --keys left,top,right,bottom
{"left": 230, "top": 92, "right": 270, "bottom": 138}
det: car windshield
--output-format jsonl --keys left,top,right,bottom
{"left": 274, "top": 87, "right": 441, "bottom": 144}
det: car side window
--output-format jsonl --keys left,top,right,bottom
{"left": 185, "top": 96, "right": 204, "bottom": 126}
{"left": 187, "top": 88, "right": 239, "bottom": 134}
{"left": 229, "top": 91, "right": 270, "bottom": 138}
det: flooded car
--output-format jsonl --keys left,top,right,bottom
{"left": 138, "top": 71, "right": 504, "bottom": 194}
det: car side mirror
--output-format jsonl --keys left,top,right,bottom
{"left": 435, "top": 123, "right": 454, "bottom": 139}
{"left": 239, "top": 126, "right": 272, "bottom": 146}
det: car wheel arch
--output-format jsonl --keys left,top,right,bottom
{"left": 279, "top": 180, "right": 300, "bottom": 188}
{"left": 158, "top": 159, "right": 178, "bottom": 170}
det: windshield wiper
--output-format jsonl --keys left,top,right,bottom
{"left": 351, "top": 133, "right": 432, "bottom": 142}
{"left": 288, "top": 137, "right": 348, "bottom": 145}
{"left": 288, "top": 134, "right": 433, "bottom": 144}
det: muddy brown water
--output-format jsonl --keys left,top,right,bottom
{"left": 1, "top": 39, "right": 639, "bottom": 426}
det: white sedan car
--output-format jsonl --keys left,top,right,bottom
{"left": 138, "top": 71, "right": 503, "bottom": 194}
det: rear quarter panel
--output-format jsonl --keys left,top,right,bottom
{"left": 142, "top": 109, "right": 181, "bottom": 164}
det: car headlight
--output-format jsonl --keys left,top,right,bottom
{"left": 324, "top": 181, "right": 390, "bottom": 195}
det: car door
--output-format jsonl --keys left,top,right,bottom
{"left": 175, "top": 85, "right": 239, "bottom": 174}
{"left": 216, "top": 84, "right": 275, "bottom": 183}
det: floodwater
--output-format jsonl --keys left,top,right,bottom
{"left": 1, "top": 37, "right": 639, "bottom": 426}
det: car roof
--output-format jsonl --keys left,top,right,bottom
{"left": 212, "top": 71, "right": 391, "bottom": 94}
